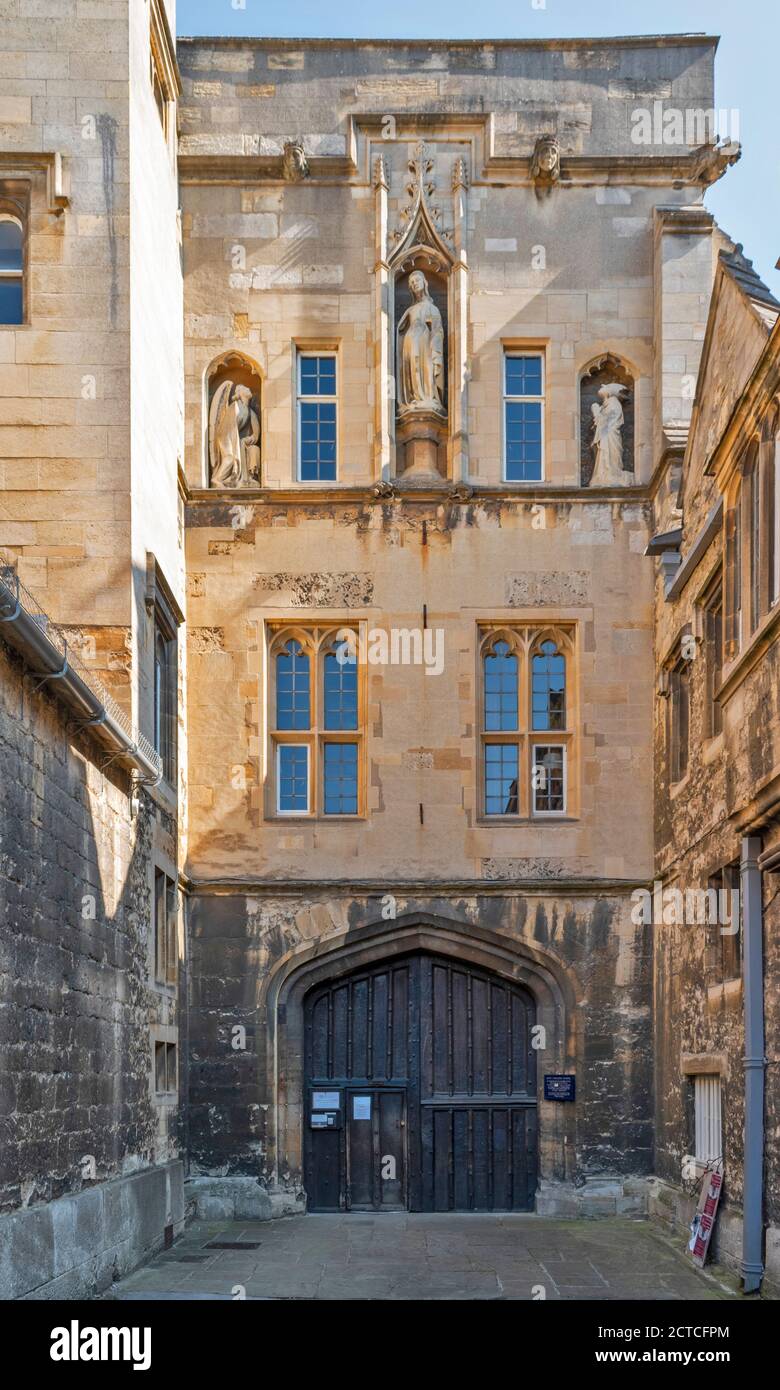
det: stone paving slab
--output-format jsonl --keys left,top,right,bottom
{"left": 102, "top": 1214, "right": 741, "bottom": 1302}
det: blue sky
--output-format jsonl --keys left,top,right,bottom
{"left": 177, "top": 0, "right": 779, "bottom": 294}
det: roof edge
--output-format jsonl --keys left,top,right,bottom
{"left": 176, "top": 34, "right": 720, "bottom": 50}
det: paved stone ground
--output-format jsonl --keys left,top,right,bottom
{"left": 103, "top": 1215, "right": 741, "bottom": 1300}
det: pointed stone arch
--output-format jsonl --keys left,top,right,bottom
{"left": 260, "top": 911, "right": 579, "bottom": 1192}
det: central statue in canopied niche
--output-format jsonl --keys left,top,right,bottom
{"left": 397, "top": 270, "right": 446, "bottom": 416}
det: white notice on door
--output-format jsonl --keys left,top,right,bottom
{"left": 312, "top": 1091, "right": 340, "bottom": 1110}
{"left": 353, "top": 1095, "right": 371, "bottom": 1120}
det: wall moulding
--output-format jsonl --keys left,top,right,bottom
{"left": 0, "top": 153, "right": 69, "bottom": 214}
{"left": 178, "top": 111, "right": 741, "bottom": 192}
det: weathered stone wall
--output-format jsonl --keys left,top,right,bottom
{"left": 187, "top": 888, "right": 652, "bottom": 1194}
{"left": 0, "top": 0, "right": 133, "bottom": 625}
{"left": 650, "top": 266, "right": 780, "bottom": 1285}
{"left": 0, "top": 636, "right": 180, "bottom": 1216}
{"left": 184, "top": 498, "right": 654, "bottom": 883}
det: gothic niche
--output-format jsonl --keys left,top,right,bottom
{"left": 579, "top": 356, "right": 635, "bottom": 487}
{"left": 390, "top": 143, "right": 453, "bottom": 480}
{"left": 206, "top": 353, "right": 261, "bottom": 488}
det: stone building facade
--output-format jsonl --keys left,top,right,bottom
{"left": 647, "top": 249, "right": 780, "bottom": 1289}
{"left": 0, "top": 0, "right": 186, "bottom": 1297}
{"left": 1, "top": 12, "right": 778, "bottom": 1296}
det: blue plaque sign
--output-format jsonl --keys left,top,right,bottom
{"left": 544, "top": 1074, "right": 576, "bottom": 1102}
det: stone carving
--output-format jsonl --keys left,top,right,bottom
{"left": 396, "top": 270, "right": 446, "bottom": 415}
{"left": 451, "top": 157, "right": 469, "bottom": 192}
{"left": 282, "top": 139, "right": 309, "bottom": 181}
{"left": 590, "top": 384, "right": 629, "bottom": 486}
{"left": 393, "top": 142, "right": 452, "bottom": 248}
{"left": 208, "top": 381, "right": 261, "bottom": 488}
{"left": 580, "top": 356, "right": 634, "bottom": 485}
{"left": 690, "top": 139, "right": 740, "bottom": 187}
{"left": 372, "top": 479, "right": 398, "bottom": 499}
{"left": 531, "top": 134, "right": 560, "bottom": 195}
{"left": 448, "top": 482, "right": 474, "bottom": 502}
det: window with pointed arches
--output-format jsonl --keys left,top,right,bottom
{"left": 268, "top": 625, "right": 363, "bottom": 818}
{"left": 478, "top": 625, "right": 576, "bottom": 818}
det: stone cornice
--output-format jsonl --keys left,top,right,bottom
{"left": 179, "top": 875, "right": 646, "bottom": 897}
{"left": 178, "top": 141, "right": 734, "bottom": 190}
{"left": 183, "top": 483, "right": 652, "bottom": 512}
{"left": 177, "top": 34, "right": 719, "bottom": 52}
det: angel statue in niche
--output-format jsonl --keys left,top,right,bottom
{"left": 397, "top": 269, "right": 446, "bottom": 416}
{"left": 590, "top": 382, "right": 629, "bottom": 486}
{"left": 208, "top": 380, "right": 261, "bottom": 488}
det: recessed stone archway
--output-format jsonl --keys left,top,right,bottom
{"left": 260, "top": 911, "right": 580, "bottom": 1199}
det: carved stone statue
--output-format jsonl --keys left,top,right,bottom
{"left": 590, "top": 383, "right": 628, "bottom": 486}
{"left": 283, "top": 140, "right": 309, "bottom": 181}
{"left": 531, "top": 135, "right": 561, "bottom": 196}
{"left": 208, "top": 381, "right": 260, "bottom": 487}
{"left": 397, "top": 270, "right": 445, "bottom": 415}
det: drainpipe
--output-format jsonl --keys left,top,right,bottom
{"left": 741, "top": 834, "right": 765, "bottom": 1293}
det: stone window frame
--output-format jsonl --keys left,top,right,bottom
{"left": 664, "top": 637, "right": 691, "bottom": 789}
{"left": 697, "top": 565, "right": 724, "bottom": 742}
{"left": 293, "top": 342, "right": 341, "bottom": 486}
{"left": 151, "top": 1025, "right": 178, "bottom": 1105}
{"left": 265, "top": 622, "right": 366, "bottom": 821}
{"left": 500, "top": 341, "right": 547, "bottom": 484}
{"left": 679, "top": 1054, "right": 727, "bottom": 1179}
{"left": 149, "top": 0, "right": 180, "bottom": 166}
{"left": 476, "top": 622, "right": 578, "bottom": 822}
{"left": 152, "top": 860, "right": 178, "bottom": 989}
{"left": 0, "top": 185, "right": 29, "bottom": 327}
{"left": 146, "top": 555, "right": 183, "bottom": 794}
{"left": 705, "top": 859, "right": 741, "bottom": 987}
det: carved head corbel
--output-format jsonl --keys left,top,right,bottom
{"left": 531, "top": 134, "right": 561, "bottom": 196}
{"left": 283, "top": 140, "right": 309, "bottom": 181}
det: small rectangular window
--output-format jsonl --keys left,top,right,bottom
{"left": 532, "top": 745, "right": 566, "bottom": 814}
{"left": 323, "top": 742, "right": 358, "bottom": 815}
{"left": 154, "top": 866, "right": 177, "bottom": 986}
{"left": 154, "top": 1040, "right": 177, "bottom": 1095}
{"left": 297, "top": 353, "right": 337, "bottom": 482}
{"left": 166, "top": 877, "right": 177, "bottom": 986}
{"left": 277, "top": 743, "right": 310, "bottom": 814}
{"left": 707, "top": 862, "right": 741, "bottom": 983}
{"left": 704, "top": 580, "right": 723, "bottom": 738}
{"left": 668, "top": 654, "right": 690, "bottom": 783}
{"left": 693, "top": 1074, "right": 722, "bottom": 1166}
{"left": 485, "top": 744, "right": 519, "bottom": 815}
{"left": 503, "top": 352, "right": 544, "bottom": 482}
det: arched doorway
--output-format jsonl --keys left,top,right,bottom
{"left": 303, "top": 951, "right": 538, "bottom": 1212}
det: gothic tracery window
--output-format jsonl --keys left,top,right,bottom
{"left": 270, "top": 628, "right": 362, "bottom": 816}
{"left": 480, "top": 627, "right": 574, "bottom": 818}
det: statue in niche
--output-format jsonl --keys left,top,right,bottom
{"left": 283, "top": 140, "right": 309, "bottom": 181}
{"left": 531, "top": 134, "right": 561, "bottom": 196}
{"left": 590, "top": 383, "right": 629, "bottom": 486}
{"left": 396, "top": 270, "right": 446, "bottom": 416}
{"left": 208, "top": 381, "right": 261, "bottom": 487}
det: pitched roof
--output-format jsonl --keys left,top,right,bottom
{"left": 717, "top": 244, "right": 780, "bottom": 330}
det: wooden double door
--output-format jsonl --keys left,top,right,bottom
{"left": 304, "top": 952, "right": 538, "bottom": 1212}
